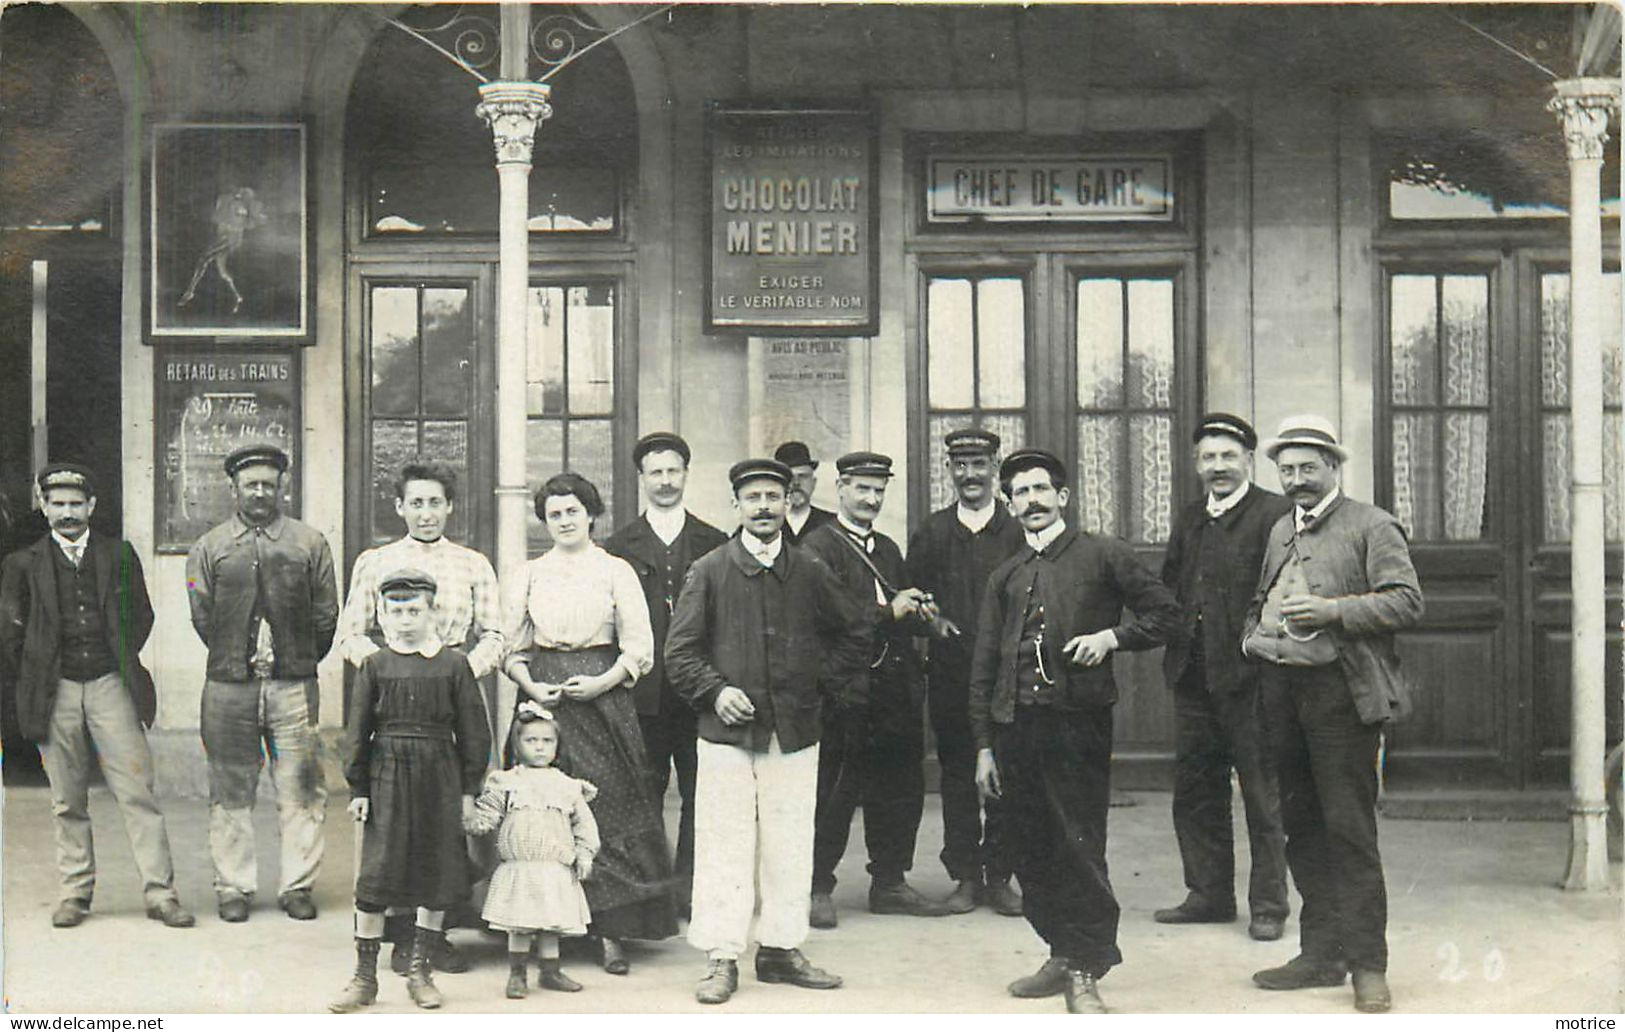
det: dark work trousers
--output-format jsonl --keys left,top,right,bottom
{"left": 639, "top": 703, "right": 698, "bottom": 905}
{"left": 812, "top": 663, "right": 926, "bottom": 894}
{"left": 1170, "top": 660, "right": 1289, "bottom": 920}
{"left": 929, "top": 670, "right": 1011, "bottom": 884}
{"left": 1259, "top": 663, "right": 1387, "bottom": 972}
{"left": 997, "top": 703, "right": 1122, "bottom": 977}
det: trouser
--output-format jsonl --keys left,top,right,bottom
{"left": 811, "top": 667, "right": 925, "bottom": 893}
{"left": 1170, "top": 662, "right": 1288, "bottom": 920}
{"left": 687, "top": 734, "right": 819, "bottom": 959}
{"left": 929, "top": 671, "right": 1011, "bottom": 884}
{"left": 201, "top": 677, "right": 327, "bottom": 901}
{"left": 38, "top": 673, "right": 180, "bottom": 909}
{"left": 997, "top": 703, "right": 1121, "bottom": 977}
{"left": 639, "top": 704, "right": 698, "bottom": 903}
{"left": 1260, "top": 663, "right": 1387, "bottom": 972}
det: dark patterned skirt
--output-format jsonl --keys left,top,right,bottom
{"left": 520, "top": 645, "right": 678, "bottom": 942}
{"left": 357, "top": 734, "right": 469, "bottom": 910}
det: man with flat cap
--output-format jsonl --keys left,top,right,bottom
{"left": 605, "top": 431, "right": 728, "bottom": 916}
{"left": 187, "top": 443, "right": 338, "bottom": 923}
{"left": 665, "top": 457, "right": 861, "bottom": 1005}
{"left": 0, "top": 464, "right": 195, "bottom": 929}
{"left": 803, "top": 450, "right": 950, "bottom": 925}
{"left": 905, "top": 428, "right": 1025, "bottom": 916}
{"left": 1154, "top": 414, "right": 1292, "bottom": 940}
{"left": 773, "top": 441, "right": 837, "bottom": 545}
{"left": 1241, "top": 415, "right": 1422, "bottom": 1014}
{"left": 970, "top": 448, "right": 1181, "bottom": 1013}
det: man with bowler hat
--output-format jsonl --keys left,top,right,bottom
{"left": 665, "top": 457, "right": 859, "bottom": 1005}
{"left": 804, "top": 451, "right": 951, "bottom": 926}
{"left": 905, "top": 428, "right": 1025, "bottom": 916}
{"left": 1154, "top": 414, "right": 1292, "bottom": 940}
{"left": 187, "top": 443, "right": 338, "bottom": 923}
{"left": 1242, "top": 415, "right": 1422, "bottom": 1014}
{"left": 773, "top": 441, "right": 837, "bottom": 545}
{"left": 970, "top": 448, "right": 1181, "bottom": 1013}
{"left": 606, "top": 431, "right": 728, "bottom": 916}
{"left": 0, "top": 464, "right": 195, "bottom": 929}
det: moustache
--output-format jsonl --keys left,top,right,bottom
{"left": 1022, "top": 504, "right": 1051, "bottom": 516}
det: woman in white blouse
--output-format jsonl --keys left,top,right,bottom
{"left": 501, "top": 473, "right": 677, "bottom": 973}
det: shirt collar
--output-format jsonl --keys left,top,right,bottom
{"left": 51, "top": 528, "right": 89, "bottom": 556}
{"left": 1296, "top": 488, "right": 1340, "bottom": 533}
{"left": 1025, "top": 518, "right": 1067, "bottom": 554}
{"left": 233, "top": 513, "right": 286, "bottom": 540}
{"left": 785, "top": 507, "right": 810, "bottom": 535}
{"left": 836, "top": 513, "right": 870, "bottom": 539}
{"left": 740, "top": 531, "right": 783, "bottom": 568}
{"left": 1206, "top": 480, "right": 1251, "bottom": 520}
{"left": 957, "top": 500, "right": 997, "bottom": 533}
{"left": 383, "top": 633, "right": 444, "bottom": 659}
{"left": 645, "top": 506, "right": 687, "bottom": 546}
{"left": 401, "top": 534, "right": 447, "bottom": 549}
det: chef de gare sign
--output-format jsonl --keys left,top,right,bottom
{"left": 927, "top": 155, "right": 1174, "bottom": 222}
{"left": 708, "top": 106, "right": 877, "bottom": 335}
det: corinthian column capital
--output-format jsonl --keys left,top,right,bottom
{"left": 476, "top": 81, "right": 554, "bottom": 167}
{"left": 1548, "top": 77, "right": 1621, "bottom": 162}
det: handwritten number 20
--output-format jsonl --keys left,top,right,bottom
{"left": 1437, "top": 942, "right": 1505, "bottom": 983}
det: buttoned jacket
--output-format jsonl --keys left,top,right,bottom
{"left": 605, "top": 512, "right": 728, "bottom": 715}
{"left": 0, "top": 533, "right": 156, "bottom": 742}
{"left": 1161, "top": 485, "right": 1294, "bottom": 694}
{"left": 1242, "top": 493, "right": 1424, "bottom": 725}
{"left": 906, "top": 502, "right": 1025, "bottom": 686}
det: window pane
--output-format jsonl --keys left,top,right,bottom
{"left": 1127, "top": 413, "right": 1173, "bottom": 543}
{"left": 1076, "top": 415, "right": 1122, "bottom": 537}
{"left": 527, "top": 286, "right": 566, "bottom": 416}
{"left": 420, "top": 420, "right": 470, "bottom": 543}
{"left": 525, "top": 419, "right": 565, "bottom": 556}
{"left": 1076, "top": 279, "right": 1124, "bottom": 409}
{"left": 927, "top": 278, "right": 974, "bottom": 409}
{"left": 371, "top": 287, "right": 419, "bottom": 416}
{"left": 370, "top": 420, "right": 418, "bottom": 545}
{"left": 1392, "top": 413, "right": 1440, "bottom": 541}
{"left": 1126, "top": 280, "right": 1174, "bottom": 409}
{"left": 421, "top": 287, "right": 472, "bottom": 415}
{"left": 1390, "top": 275, "right": 1438, "bottom": 406}
{"left": 1441, "top": 411, "right": 1489, "bottom": 541}
{"left": 1541, "top": 273, "right": 1569, "bottom": 408}
{"left": 566, "top": 285, "right": 615, "bottom": 416}
{"left": 1440, "top": 275, "right": 1489, "bottom": 407}
{"left": 568, "top": 418, "right": 616, "bottom": 539}
{"left": 976, "top": 278, "right": 1025, "bottom": 407}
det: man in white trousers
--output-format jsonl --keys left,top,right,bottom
{"left": 664, "top": 457, "right": 864, "bottom": 1005}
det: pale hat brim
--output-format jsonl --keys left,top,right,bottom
{"left": 1262, "top": 434, "right": 1349, "bottom": 463}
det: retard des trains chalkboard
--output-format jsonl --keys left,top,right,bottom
{"left": 155, "top": 346, "right": 300, "bottom": 551}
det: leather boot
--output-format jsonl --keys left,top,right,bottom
{"left": 1063, "top": 968, "right": 1107, "bottom": 1014}
{"left": 1008, "top": 956, "right": 1069, "bottom": 998}
{"left": 329, "top": 938, "right": 381, "bottom": 1013}
{"left": 809, "top": 891, "right": 837, "bottom": 929}
{"left": 943, "top": 879, "right": 978, "bottom": 914}
{"left": 406, "top": 928, "right": 444, "bottom": 1009}
{"left": 539, "top": 956, "right": 583, "bottom": 992}
{"left": 695, "top": 958, "right": 738, "bottom": 1005}
{"left": 1352, "top": 969, "right": 1392, "bottom": 1013}
{"left": 386, "top": 913, "right": 413, "bottom": 976}
{"left": 983, "top": 877, "right": 1024, "bottom": 917}
{"left": 505, "top": 952, "right": 528, "bottom": 1000}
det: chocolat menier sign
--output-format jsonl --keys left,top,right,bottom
{"left": 707, "top": 106, "right": 877, "bottom": 336}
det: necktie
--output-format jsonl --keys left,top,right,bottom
{"left": 64, "top": 544, "right": 83, "bottom": 568}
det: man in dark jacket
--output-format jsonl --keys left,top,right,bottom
{"left": 905, "top": 428, "right": 1025, "bottom": 917}
{"left": 970, "top": 448, "right": 1181, "bottom": 1014}
{"left": 0, "top": 464, "right": 194, "bottom": 929}
{"left": 1242, "top": 415, "right": 1423, "bottom": 1015}
{"left": 186, "top": 444, "right": 337, "bottom": 924}
{"left": 1155, "top": 414, "right": 1293, "bottom": 941}
{"left": 666, "top": 458, "right": 858, "bottom": 1005}
{"left": 773, "top": 441, "right": 837, "bottom": 544}
{"left": 605, "top": 431, "right": 728, "bottom": 915}
{"left": 804, "top": 451, "right": 951, "bottom": 927}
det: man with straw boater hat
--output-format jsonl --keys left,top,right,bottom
{"left": 1241, "top": 414, "right": 1423, "bottom": 1014}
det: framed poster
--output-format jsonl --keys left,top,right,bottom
{"left": 148, "top": 122, "right": 309, "bottom": 339}
{"left": 706, "top": 105, "right": 878, "bottom": 336}
{"left": 154, "top": 345, "right": 300, "bottom": 551}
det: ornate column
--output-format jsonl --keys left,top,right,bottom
{"left": 477, "top": 2, "right": 551, "bottom": 753}
{"left": 1548, "top": 76, "right": 1620, "bottom": 892}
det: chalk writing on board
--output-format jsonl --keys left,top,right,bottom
{"left": 156, "top": 350, "right": 299, "bottom": 551}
